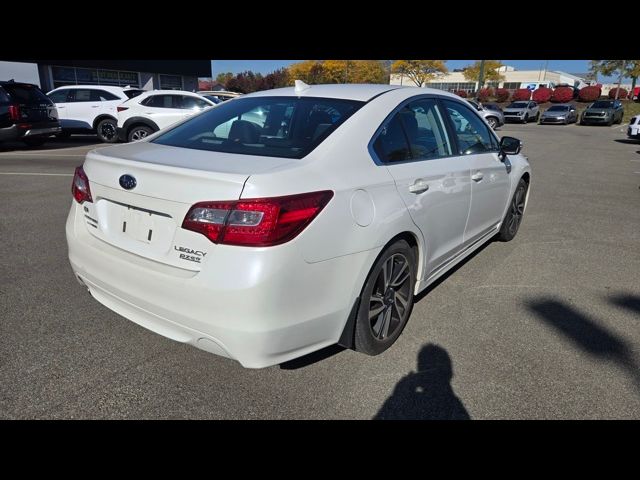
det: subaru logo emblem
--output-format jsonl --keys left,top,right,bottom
{"left": 119, "top": 174, "right": 137, "bottom": 190}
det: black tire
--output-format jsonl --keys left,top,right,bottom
{"left": 523, "top": 114, "right": 529, "bottom": 124}
{"left": 22, "top": 137, "right": 47, "bottom": 147}
{"left": 534, "top": 112, "right": 540, "bottom": 122}
{"left": 354, "top": 239, "right": 416, "bottom": 356}
{"left": 486, "top": 117, "right": 498, "bottom": 129}
{"left": 127, "top": 125, "right": 153, "bottom": 143}
{"left": 497, "top": 178, "right": 528, "bottom": 242}
{"left": 96, "top": 118, "right": 118, "bottom": 143}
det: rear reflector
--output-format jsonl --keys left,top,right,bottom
{"left": 72, "top": 166, "right": 93, "bottom": 204}
{"left": 182, "top": 190, "right": 334, "bottom": 247}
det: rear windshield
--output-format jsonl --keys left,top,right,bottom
{"left": 591, "top": 101, "right": 613, "bottom": 108}
{"left": 124, "top": 89, "right": 145, "bottom": 99}
{"left": 152, "top": 96, "right": 364, "bottom": 159}
{"left": 508, "top": 102, "right": 528, "bottom": 108}
{"left": 3, "top": 84, "right": 51, "bottom": 104}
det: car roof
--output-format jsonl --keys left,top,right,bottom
{"left": 137, "top": 89, "right": 205, "bottom": 97}
{"left": 241, "top": 84, "right": 474, "bottom": 103}
{"left": 0, "top": 80, "right": 39, "bottom": 88}
{"left": 197, "top": 90, "right": 241, "bottom": 96}
{"left": 244, "top": 83, "right": 411, "bottom": 102}
{"left": 50, "top": 84, "right": 134, "bottom": 93}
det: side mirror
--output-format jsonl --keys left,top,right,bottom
{"left": 499, "top": 136, "right": 522, "bottom": 159}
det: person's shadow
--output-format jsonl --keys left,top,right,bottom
{"left": 374, "top": 343, "right": 470, "bottom": 420}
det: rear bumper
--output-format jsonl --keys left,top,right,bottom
{"left": 627, "top": 127, "right": 639, "bottom": 138}
{"left": 66, "top": 202, "right": 377, "bottom": 368}
{"left": 0, "top": 122, "right": 61, "bottom": 141}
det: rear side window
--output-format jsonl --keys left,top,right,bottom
{"left": 442, "top": 99, "right": 497, "bottom": 155}
{"left": 90, "top": 90, "right": 121, "bottom": 101}
{"left": 3, "top": 84, "right": 50, "bottom": 104}
{"left": 152, "top": 96, "right": 364, "bottom": 159}
{"left": 373, "top": 113, "right": 412, "bottom": 163}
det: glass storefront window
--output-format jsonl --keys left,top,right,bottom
{"left": 51, "top": 66, "right": 140, "bottom": 88}
{"left": 159, "top": 74, "right": 183, "bottom": 90}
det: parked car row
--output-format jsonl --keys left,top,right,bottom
{"left": 494, "top": 99, "right": 626, "bottom": 127}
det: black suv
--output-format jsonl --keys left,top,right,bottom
{"left": 0, "top": 80, "right": 61, "bottom": 147}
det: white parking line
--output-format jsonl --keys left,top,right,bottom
{"left": 0, "top": 172, "right": 72, "bottom": 176}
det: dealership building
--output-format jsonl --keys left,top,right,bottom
{"left": 0, "top": 60, "right": 211, "bottom": 92}
{"left": 390, "top": 65, "right": 590, "bottom": 93}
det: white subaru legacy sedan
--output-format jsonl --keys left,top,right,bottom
{"left": 66, "top": 82, "right": 531, "bottom": 368}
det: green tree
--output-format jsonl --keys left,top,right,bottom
{"left": 590, "top": 60, "right": 640, "bottom": 99}
{"left": 287, "top": 60, "right": 388, "bottom": 84}
{"left": 462, "top": 60, "right": 505, "bottom": 87}
{"left": 215, "top": 72, "right": 234, "bottom": 85}
{"left": 390, "top": 60, "right": 448, "bottom": 87}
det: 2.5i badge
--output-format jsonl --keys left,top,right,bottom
{"left": 174, "top": 245, "right": 207, "bottom": 263}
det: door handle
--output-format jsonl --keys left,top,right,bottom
{"left": 471, "top": 171, "right": 484, "bottom": 182}
{"left": 409, "top": 179, "right": 429, "bottom": 194}
{"left": 91, "top": 105, "right": 100, "bottom": 108}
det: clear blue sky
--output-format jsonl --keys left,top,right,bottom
{"left": 210, "top": 60, "right": 625, "bottom": 82}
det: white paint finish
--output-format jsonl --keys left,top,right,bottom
{"left": 116, "top": 90, "right": 216, "bottom": 135}
{"left": 66, "top": 84, "right": 532, "bottom": 368}
{"left": 350, "top": 189, "right": 375, "bottom": 227}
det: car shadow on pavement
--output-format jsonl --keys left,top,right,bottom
{"left": 613, "top": 139, "right": 640, "bottom": 145}
{"left": 0, "top": 135, "right": 101, "bottom": 152}
{"left": 279, "top": 344, "right": 345, "bottom": 370}
{"left": 526, "top": 298, "right": 640, "bottom": 393}
{"left": 609, "top": 294, "right": 640, "bottom": 316}
{"left": 373, "top": 343, "right": 470, "bottom": 420}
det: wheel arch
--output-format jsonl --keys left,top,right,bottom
{"left": 92, "top": 114, "right": 117, "bottom": 130}
{"left": 122, "top": 116, "right": 160, "bottom": 136}
{"left": 337, "top": 229, "right": 425, "bottom": 350}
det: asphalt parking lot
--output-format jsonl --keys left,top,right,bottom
{"left": 1, "top": 123, "right": 639, "bottom": 420}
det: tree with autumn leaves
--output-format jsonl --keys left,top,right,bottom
{"left": 389, "top": 60, "right": 448, "bottom": 87}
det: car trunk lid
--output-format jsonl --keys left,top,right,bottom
{"left": 80, "top": 142, "right": 295, "bottom": 270}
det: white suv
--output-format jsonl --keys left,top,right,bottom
{"left": 47, "top": 85, "right": 145, "bottom": 143}
{"left": 116, "top": 90, "right": 216, "bottom": 142}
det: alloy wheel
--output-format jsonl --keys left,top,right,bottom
{"left": 131, "top": 129, "right": 148, "bottom": 141}
{"left": 507, "top": 183, "right": 527, "bottom": 236}
{"left": 368, "top": 253, "right": 412, "bottom": 340}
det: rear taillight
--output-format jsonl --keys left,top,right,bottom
{"left": 8, "top": 104, "right": 20, "bottom": 121}
{"left": 117, "top": 106, "right": 129, "bottom": 112}
{"left": 182, "top": 190, "right": 334, "bottom": 247}
{"left": 72, "top": 166, "right": 93, "bottom": 204}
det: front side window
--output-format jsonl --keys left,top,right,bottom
{"left": 181, "top": 96, "right": 211, "bottom": 110}
{"left": 48, "top": 89, "right": 71, "bottom": 103}
{"left": 442, "top": 99, "right": 496, "bottom": 155}
{"left": 70, "top": 89, "right": 94, "bottom": 102}
{"left": 152, "top": 96, "right": 363, "bottom": 159}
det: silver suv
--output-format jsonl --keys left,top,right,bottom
{"left": 467, "top": 99, "right": 504, "bottom": 129}
{"left": 503, "top": 101, "right": 540, "bottom": 123}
